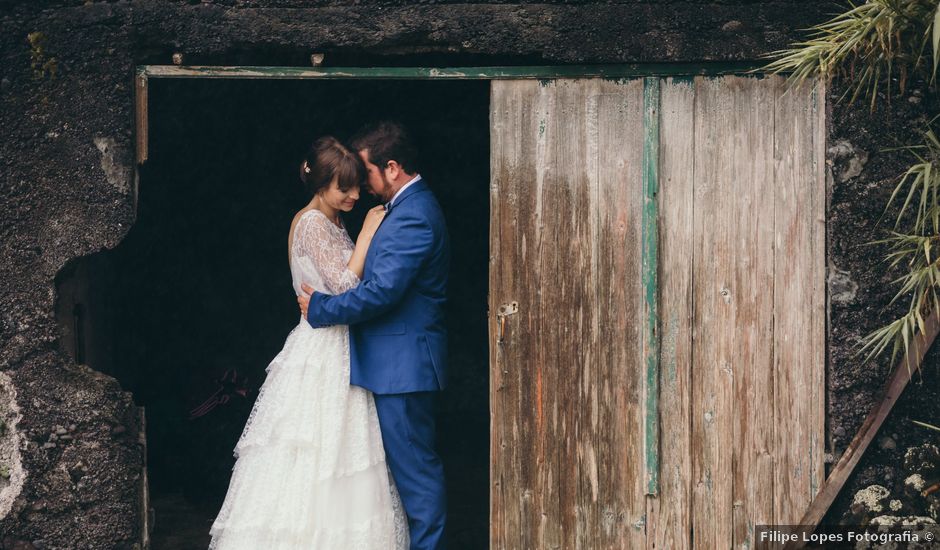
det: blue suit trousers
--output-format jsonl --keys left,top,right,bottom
{"left": 374, "top": 392, "right": 447, "bottom": 550}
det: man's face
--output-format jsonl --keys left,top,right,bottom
{"left": 358, "top": 149, "right": 394, "bottom": 202}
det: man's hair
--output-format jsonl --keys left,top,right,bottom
{"left": 349, "top": 120, "right": 419, "bottom": 174}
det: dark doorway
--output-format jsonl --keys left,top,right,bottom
{"left": 55, "top": 78, "right": 490, "bottom": 549}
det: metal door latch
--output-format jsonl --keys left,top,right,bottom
{"left": 496, "top": 301, "right": 519, "bottom": 345}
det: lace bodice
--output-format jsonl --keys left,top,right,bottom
{"left": 289, "top": 209, "right": 360, "bottom": 296}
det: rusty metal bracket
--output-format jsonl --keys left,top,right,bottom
{"left": 496, "top": 301, "right": 518, "bottom": 345}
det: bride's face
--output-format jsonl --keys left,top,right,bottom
{"left": 319, "top": 175, "right": 360, "bottom": 212}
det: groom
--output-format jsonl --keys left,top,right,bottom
{"left": 297, "top": 120, "right": 449, "bottom": 550}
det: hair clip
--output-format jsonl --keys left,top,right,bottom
{"left": 303, "top": 162, "right": 311, "bottom": 174}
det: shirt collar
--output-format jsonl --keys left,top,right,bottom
{"left": 387, "top": 174, "right": 422, "bottom": 209}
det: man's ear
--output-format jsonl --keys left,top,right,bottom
{"left": 385, "top": 160, "right": 402, "bottom": 182}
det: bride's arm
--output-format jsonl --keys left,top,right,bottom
{"left": 346, "top": 206, "right": 386, "bottom": 279}
{"left": 304, "top": 208, "right": 437, "bottom": 327}
{"left": 297, "top": 212, "right": 362, "bottom": 295}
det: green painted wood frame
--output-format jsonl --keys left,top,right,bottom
{"left": 137, "top": 62, "right": 763, "bottom": 80}
{"left": 135, "top": 62, "right": 774, "bottom": 498}
{"left": 642, "top": 76, "right": 660, "bottom": 496}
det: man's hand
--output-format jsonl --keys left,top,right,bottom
{"left": 297, "top": 283, "right": 315, "bottom": 319}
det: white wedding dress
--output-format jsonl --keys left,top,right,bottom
{"left": 208, "top": 208, "right": 409, "bottom": 549}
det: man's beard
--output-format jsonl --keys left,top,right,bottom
{"left": 379, "top": 174, "right": 395, "bottom": 202}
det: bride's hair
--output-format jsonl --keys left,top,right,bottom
{"left": 299, "top": 136, "right": 365, "bottom": 196}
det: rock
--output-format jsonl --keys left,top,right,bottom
{"left": 828, "top": 266, "right": 859, "bottom": 304}
{"left": 833, "top": 425, "right": 847, "bottom": 438}
{"left": 905, "top": 473, "right": 926, "bottom": 492}
{"left": 828, "top": 140, "right": 854, "bottom": 159}
{"left": 853, "top": 484, "right": 890, "bottom": 513}
{"left": 827, "top": 139, "right": 869, "bottom": 183}
{"left": 890, "top": 499, "right": 903, "bottom": 511}
{"left": 909, "top": 95, "right": 922, "bottom": 104}
{"left": 905, "top": 444, "right": 940, "bottom": 475}
{"left": 93, "top": 137, "right": 132, "bottom": 195}
{"left": 721, "top": 20, "right": 743, "bottom": 32}
{"left": 41, "top": 442, "right": 55, "bottom": 449}
{"left": 0, "top": 78, "right": 10, "bottom": 93}
{"left": 869, "top": 514, "right": 936, "bottom": 527}
{"left": 54, "top": 427, "right": 67, "bottom": 435}
{"left": 68, "top": 463, "right": 86, "bottom": 483}
{"left": 111, "top": 425, "right": 126, "bottom": 435}
{"left": 879, "top": 436, "right": 897, "bottom": 450}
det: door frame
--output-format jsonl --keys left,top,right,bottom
{"left": 134, "top": 62, "right": 763, "bottom": 165}
{"left": 132, "top": 61, "right": 772, "bottom": 533}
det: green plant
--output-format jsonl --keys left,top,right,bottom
{"left": 913, "top": 419, "right": 940, "bottom": 430}
{"left": 855, "top": 122, "right": 940, "bottom": 367}
{"left": 763, "top": 1, "right": 940, "bottom": 370}
{"left": 28, "top": 31, "right": 57, "bottom": 81}
{"left": 761, "top": 0, "right": 940, "bottom": 111}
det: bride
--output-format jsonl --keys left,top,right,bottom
{"left": 208, "top": 136, "right": 409, "bottom": 549}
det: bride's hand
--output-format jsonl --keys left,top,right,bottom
{"left": 360, "top": 205, "right": 386, "bottom": 239}
{"left": 298, "top": 284, "right": 313, "bottom": 318}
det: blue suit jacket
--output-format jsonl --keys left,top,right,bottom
{"left": 306, "top": 179, "right": 450, "bottom": 394}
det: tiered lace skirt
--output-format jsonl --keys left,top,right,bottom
{"left": 208, "top": 320, "right": 409, "bottom": 549}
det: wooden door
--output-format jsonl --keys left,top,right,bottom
{"left": 489, "top": 75, "right": 825, "bottom": 549}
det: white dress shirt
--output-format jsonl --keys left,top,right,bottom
{"left": 387, "top": 174, "right": 422, "bottom": 209}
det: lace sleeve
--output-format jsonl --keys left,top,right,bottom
{"left": 295, "top": 211, "right": 361, "bottom": 295}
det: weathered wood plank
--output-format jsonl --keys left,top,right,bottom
{"left": 532, "top": 80, "right": 562, "bottom": 550}
{"left": 812, "top": 78, "right": 828, "bottom": 512}
{"left": 593, "top": 78, "right": 647, "bottom": 549}
{"left": 490, "top": 77, "right": 647, "bottom": 549}
{"left": 552, "top": 78, "right": 648, "bottom": 549}
{"left": 690, "top": 75, "right": 736, "bottom": 550}
{"left": 135, "top": 69, "right": 148, "bottom": 165}
{"left": 647, "top": 75, "right": 695, "bottom": 550}
{"left": 773, "top": 78, "right": 826, "bottom": 524}
{"left": 489, "top": 79, "right": 533, "bottom": 550}
{"left": 729, "top": 75, "right": 777, "bottom": 550}
{"left": 551, "top": 78, "right": 588, "bottom": 550}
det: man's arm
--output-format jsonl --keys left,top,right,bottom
{"left": 305, "top": 209, "right": 435, "bottom": 327}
